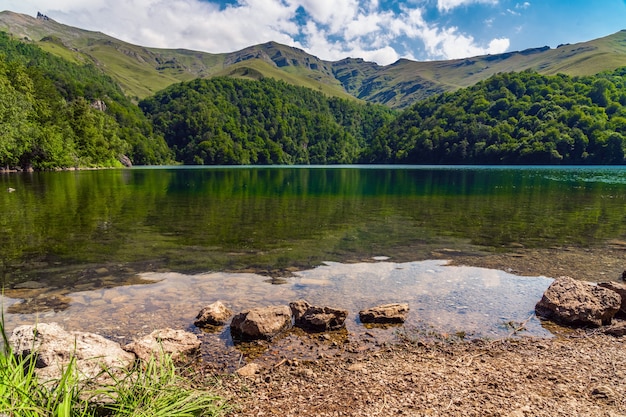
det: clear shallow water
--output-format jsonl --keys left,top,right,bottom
{"left": 1, "top": 165, "right": 625, "bottom": 354}
{"left": 1, "top": 260, "right": 553, "bottom": 363}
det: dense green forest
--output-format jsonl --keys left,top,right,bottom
{"left": 139, "top": 77, "right": 395, "bottom": 164}
{"left": 0, "top": 32, "right": 171, "bottom": 170}
{"left": 366, "top": 69, "right": 626, "bottom": 164}
{"left": 2, "top": 29, "right": 626, "bottom": 168}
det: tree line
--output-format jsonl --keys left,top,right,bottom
{"left": 0, "top": 32, "right": 171, "bottom": 170}
{"left": 2, "top": 30, "right": 626, "bottom": 168}
{"left": 139, "top": 77, "right": 395, "bottom": 165}
{"left": 365, "top": 69, "right": 626, "bottom": 164}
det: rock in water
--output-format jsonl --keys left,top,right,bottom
{"left": 289, "top": 299, "right": 348, "bottom": 332}
{"left": 359, "top": 303, "right": 410, "bottom": 324}
{"left": 195, "top": 300, "right": 233, "bottom": 327}
{"left": 230, "top": 305, "right": 292, "bottom": 341}
{"left": 535, "top": 276, "right": 620, "bottom": 327}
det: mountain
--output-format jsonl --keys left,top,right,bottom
{"left": 1, "top": 10, "right": 626, "bottom": 108}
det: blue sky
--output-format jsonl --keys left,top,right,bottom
{"left": 3, "top": 0, "right": 626, "bottom": 65}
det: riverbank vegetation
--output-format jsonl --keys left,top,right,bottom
{"left": 0, "top": 317, "right": 228, "bottom": 416}
{"left": 2, "top": 30, "right": 626, "bottom": 168}
{"left": 367, "top": 68, "right": 626, "bottom": 164}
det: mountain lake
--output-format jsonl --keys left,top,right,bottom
{"left": 1, "top": 166, "right": 625, "bottom": 365}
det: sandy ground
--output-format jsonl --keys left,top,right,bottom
{"left": 204, "top": 244, "right": 626, "bottom": 416}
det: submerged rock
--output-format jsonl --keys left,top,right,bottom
{"left": 359, "top": 303, "right": 410, "bottom": 324}
{"left": 230, "top": 305, "right": 292, "bottom": 341}
{"left": 195, "top": 300, "right": 233, "bottom": 327}
{"left": 289, "top": 299, "right": 348, "bottom": 332}
{"left": 9, "top": 322, "right": 134, "bottom": 383}
{"left": 535, "top": 276, "right": 620, "bottom": 327}
{"left": 124, "top": 328, "right": 200, "bottom": 363}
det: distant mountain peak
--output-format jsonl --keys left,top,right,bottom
{"left": 1, "top": 10, "right": 625, "bottom": 107}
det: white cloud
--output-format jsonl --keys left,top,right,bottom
{"left": 419, "top": 25, "right": 510, "bottom": 59}
{"left": 437, "top": 0, "right": 499, "bottom": 13}
{"left": 5, "top": 0, "right": 511, "bottom": 65}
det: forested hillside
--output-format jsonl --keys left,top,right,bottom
{"left": 365, "top": 69, "right": 626, "bottom": 164}
{"left": 0, "top": 32, "right": 171, "bottom": 170}
{"left": 2, "top": 23, "right": 626, "bottom": 169}
{"left": 139, "top": 77, "right": 395, "bottom": 164}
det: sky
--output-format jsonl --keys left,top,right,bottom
{"left": 2, "top": 0, "right": 626, "bottom": 66}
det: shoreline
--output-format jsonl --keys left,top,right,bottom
{"left": 206, "top": 245, "right": 626, "bottom": 415}
{"left": 211, "top": 330, "right": 626, "bottom": 416}
{"left": 3, "top": 245, "right": 626, "bottom": 415}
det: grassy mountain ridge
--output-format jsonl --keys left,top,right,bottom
{"left": 1, "top": 10, "right": 626, "bottom": 108}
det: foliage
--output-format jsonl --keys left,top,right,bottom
{"left": 0, "top": 31, "right": 172, "bottom": 169}
{"left": 5, "top": 22, "right": 626, "bottom": 167}
{"left": 0, "top": 315, "right": 228, "bottom": 416}
{"left": 98, "top": 353, "right": 228, "bottom": 416}
{"left": 366, "top": 69, "right": 626, "bottom": 164}
{"left": 139, "top": 77, "right": 395, "bottom": 164}
{"left": 0, "top": 315, "right": 93, "bottom": 416}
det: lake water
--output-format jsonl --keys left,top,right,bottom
{"left": 1, "top": 166, "right": 625, "bottom": 360}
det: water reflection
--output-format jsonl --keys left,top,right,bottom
{"left": 1, "top": 260, "right": 553, "bottom": 365}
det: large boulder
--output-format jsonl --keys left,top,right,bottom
{"left": 289, "top": 299, "right": 348, "bottom": 332}
{"left": 9, "top": 322, "right": 135, "bottom": 383}
{"left": 194, "top": 301, "right": 233, "bottom": 327}
{"left": 124, "top": 328, "right": 200, "bottom": 363}
{"left": 598, "top": 281, "right": 626, "bottom": 317}
{"left": 535, "top": 276, "right": 621, "bottom": 327}
{"left": 230, "top": 305, "right": 292, "bottom": 341}
{"left": 359, "top": 303, "right": 410, "bottom": 324}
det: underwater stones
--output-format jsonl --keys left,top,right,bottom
{"left": 289, "top": 299, "right": 348, "bottom": 332}
{"left": 124, "top": 328, "right": 201, "bottom": 363}
{"left": 359, "top": 303, "right": 410, "bottom": 324}
{"left": 195, "top": 301, "right": 233, "bottom": 327}
{"left": 230, "top": 305, "right": 292, "bottom": 341}
{"left": 535, "top": 276, "right": 620, "bottom": 327}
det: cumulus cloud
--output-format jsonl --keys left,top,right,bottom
{"left": 6, "top": 0, "right": 511, "bottom": 65}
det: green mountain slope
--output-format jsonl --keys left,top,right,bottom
{"left": 366, "top": 68, "right": 626, "bottom": 164}
{"left": 139, "top": 77, "right": 394, "bottom": 165}
{"left": 1, "top": 10, "right": 626, "bottom": 108}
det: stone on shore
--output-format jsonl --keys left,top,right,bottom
{"left": 236, "top": 362, "right": 262, "bottom": 377}
{"left": 230, "top": 305, "right": 292, "bottom": 341}
{"left": 598, "top": 281, "right": 626, "bottom": 316}
{"left": 359, "top": 303, "right": 410, "bottom": 324}
{"left": 289, "top": 299, "right": 348, "bottom": 332}
{"left": 124, "top": 328, "right": 200, "bottom": 363}
{"left": 194, "top": 301, "right": 233, "bottom": 327}
{"left": 535, "top": 276, "right": 621, "bottom": 327}
{"left": 9, "top": 322, "right": 135, "bottom": 383}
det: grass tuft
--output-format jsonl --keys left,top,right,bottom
{"left": 0, "top": 312, "right": 229, "bottom": 416}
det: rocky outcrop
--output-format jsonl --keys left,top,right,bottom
{"left": 9, "top": 322, "right": 134, "bottom": 383}
{"left": 230, "top": 305, "right": 292, "bottom": 341}
{"left": 289, "top": 299, "right": 348, "bottom": 332}
{"left": 359, "top": 303, "right": 410, "bottom": 324}
{"left": 195, "top": 300, "right": 233, "bottom": 327}
{"left": 535, "top": 276, "right": 621, "bottom": 327}
{"left": 124, "top": 328, "right": 200, "bottom": 362}
{"left": 118, "top": 154, "right": 132, "bottom": 167}
{"left": 598, "top": 281, "right": 626, "bottom": 316}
